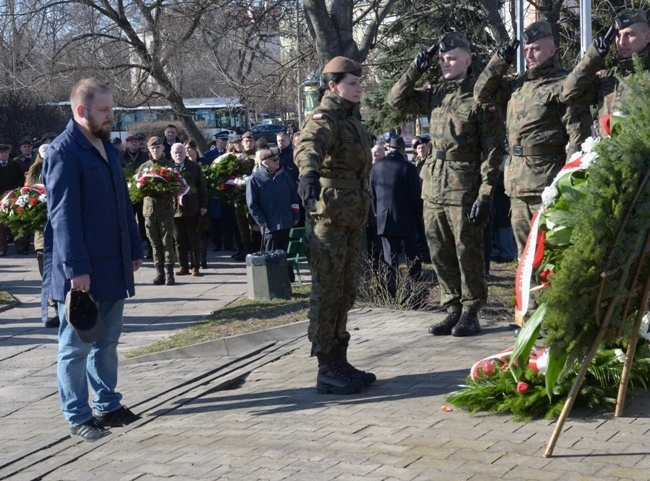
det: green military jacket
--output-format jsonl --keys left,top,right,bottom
{"left": 294, "top": 91, "right": 372, "bottom": 229}
{"left": 474, "top": 53, "right": 591, "bottom": 198}
{"left": 174, "top": 159, "right": 209, "bottom": 218}
{"left": 561, "top": 44, "right": 650, "bottom": 118}
{"left": 140, "top": 157, "right": 175, "bottom": 217}
{"left": 388, "top": 63, "right": 504, "bottom": 206}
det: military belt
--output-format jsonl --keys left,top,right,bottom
{"left": 512, "top": 145, "right": 565, "bottom": 157}
{"left": 319, "top": 177, "right": 369, "bottom": 190}
{"left": 435, "top": 150, "right": 480, "bottom": 162}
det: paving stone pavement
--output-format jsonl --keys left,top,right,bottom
{"left": 2, "top": 249, "right": 650, "bottom": 480}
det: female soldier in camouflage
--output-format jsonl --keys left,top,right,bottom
{"left": 295, "top": 56, "right": 375, "bottom": 395}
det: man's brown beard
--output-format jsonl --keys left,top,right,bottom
{"left": 87, "top": 114, "right": 111, "bottom": 141}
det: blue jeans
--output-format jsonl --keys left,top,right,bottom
{"left": 57, "top": 299, "right": 124, "bottom": 425}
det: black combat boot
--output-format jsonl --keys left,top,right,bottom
{"left": 451, "top": 311, "right": 481, "bottom": 337}
{"left": 165, "top": 265, "right": 176, "bottom": 286}
{"left": 152, "top": 266, "right": 165, "bottom": 285}
{"left": 427, "top": 311, "right": 461, "bottom": 335}
{"left": 315, "top": 353, "right": 365, "bottom": 395}
{"left": 335, "top": 343, "right": 376, "bottom": 387}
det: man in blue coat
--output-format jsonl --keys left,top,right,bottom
{"left": 370, "top": 136, "right": 423, "bottom": 297}
{"left": 42, "top": 78, "right": 144, "bottom": 442}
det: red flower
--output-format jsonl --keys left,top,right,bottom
{"left": 29, "top": 198, "right": 38, "bottom": 206}
{"left": 482, "top": 361, "right": 496, "bottom": 375}
{"left": 516, "top": 382, "right": 529, "bottom": 394}
{"left": 16, "top": 206, "right": 24, "bottom": 214}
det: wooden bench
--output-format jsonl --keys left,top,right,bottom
{"left": 286, "top": 227, "right": 308, "bottom": 286}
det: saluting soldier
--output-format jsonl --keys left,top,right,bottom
{"left": 562, "top": 9, "right": 650, "bottom": 117}
{"left": 388, "top": 32, "right": 505, "bottom": 337}
{"left": 474, "top": 21, "right": 591, "bottom": 260}
{"left": 140, "top": 136, "right": 176, "bottom": 286}
{"left": 295, "top": 56, "right": 375, "bottom": 395}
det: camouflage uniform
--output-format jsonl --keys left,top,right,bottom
{"left": 388, "top": 62, "right": 504, "bottom": 316}
{"left": 561, "top": 44, "right": 650, "bottom": 118}
{"left": 140, "top": 157, "right": 176, "bottom": 268}
{"left": 295, "top": 91, "right": 372, "bottom": 356}
{"left": 475, "top": 51, "right": 591, "bottom": 258}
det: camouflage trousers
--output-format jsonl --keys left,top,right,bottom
{"left": 510, "top": 196, "right": 542, "bottom": 260}
{"left": 305, "top": 218, "right": 362, "bottom": 355}
{"left": 424, "top": 201, "right": 486, "bottom": 314}
{"left": 145, "top": 211, "right": 175, "bottom": 267}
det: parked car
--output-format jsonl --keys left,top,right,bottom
{"left": 251, "top": 123, "right": 288, "bottom": 147}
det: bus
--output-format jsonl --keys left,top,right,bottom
{"left": 110, "top": 97, "right": 250, "bottom": 140}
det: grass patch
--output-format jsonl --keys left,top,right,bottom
{"left": 125, "top": 285, "right": 311, "bottom": 358}
{"left": 0, "top": 290, "right": 16, "bottom": 306}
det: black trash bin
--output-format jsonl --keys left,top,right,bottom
{"left": 246, "top": 250, "right": 292, "bottom": 300}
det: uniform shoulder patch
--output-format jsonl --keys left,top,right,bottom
{"left": 312, "top": 113, "right": 323, "bottom": 120}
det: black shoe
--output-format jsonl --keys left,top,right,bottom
{"left": 451, "top": 312, "right": 481, "bottom": 337}
{"left": 152, "top": 266, "right": 165, "bottom": 285}
{"left": 70, "top": 418, "right": 110, "bottom": 442}
{"left": 44, "top": 316, "right": 60, "bottom": 328}
{"left": 316, "top": 362, "right": 365, "bottom": 394}
{"left": 233, "top": 252, "right": 247, "bottom": 262}
{"left": 93, "top": 405, "right": 141, "bottom": 427}
{"left": 230, "top": 249, "right": 243, "bottom": 259}
{"left": 427, "top": 311, "right": 461, "bottom": 335}
{"left": 341, "top": 362, "right": 376, "bottom": 387}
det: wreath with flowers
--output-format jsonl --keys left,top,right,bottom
{"left": 201, "top": 152, "right": 253, "bottom": 204}
{"left": 447, "top": 61, "right": 650, "bottom": 420}
{"left": 0, "top": 184, "right": 47, "bottom": 238}
{"left": 128, "top": 165, "right": 189, "bottom": 204}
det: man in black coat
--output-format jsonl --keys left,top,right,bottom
{"left": 370, "top": 136, "right": 423, "bottom": 297}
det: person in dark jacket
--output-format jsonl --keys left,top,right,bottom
{"left": 171, "top": 142, "right": 209, "bottom": 276}
{"left": 276, "top": 131, "right": 299, "bottom": 184}
{"left": 246, "top": 148, "right": 300, "bottom": 252}
{"left": 370, "top": 136, "right": 422, "bottom": 297}
{"left": 41, "top": 78, "right": 143, "bottom": 442}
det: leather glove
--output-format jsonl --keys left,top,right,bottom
{"left": 413, "top": 50, "right": 432, "bottom": 74}
{"left": 498, "top": 39, "right": 520, "bottom": 64}
{"left": 468, "top": 200, "right": 491, "bottom": 225}
{"left": 298, "top": 171, "right": 321, "bottom": 204}
{"left": 593, "top": 36, "right": 612, "bottom": 57}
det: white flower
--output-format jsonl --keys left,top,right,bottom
{"left": 614, "top": 349, "right": 626, "bottom": 363}
{"left": 579, "top": 152, "right": 597, "bottom": 170}
{"left": 38, "top": 194, "right": 46, "bottom": 203}
{"left": 580, "top": 136, "right": 599, "bottom": 153}
{"left": 15, "top": 195, "right": 28, "bottom": 207}
{"left": 541, "top": 184, "right": 558, "bottom": 207}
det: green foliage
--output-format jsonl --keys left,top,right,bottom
{"left": 202, "top": 153, "right": 254, "bottom": 205}
{"left": 447, "top": 346, "right": 650, "bottom": 421}
{"left": 541, "top": 60, "right": 650, "bottom": 363}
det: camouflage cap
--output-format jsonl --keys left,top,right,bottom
{"left": 388, "top": 136, "right": 406, "bottom": 149}
{"left": 147, "top": 136, "right": 162, "bottom": 147}
{"left": 522, "top": 21, "right": 553, "bottom": 44}
{"left": 439, "top": 32, "right": 471, "bottom": 53}
{"left": 615, "top": 9, "right": 648, "bottom": 29}
{"left": 322, "top": 56, "right": 363, "bottom": 77}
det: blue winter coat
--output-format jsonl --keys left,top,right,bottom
{"left": 41, "top": 120, "right": 143, "bottom": 318}
{"left": 246, "top": 167, "right": 299, "bottom": 232}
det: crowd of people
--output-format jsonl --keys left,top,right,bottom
{"left": 1, "top": 7, "right": 649, "bottom": 441}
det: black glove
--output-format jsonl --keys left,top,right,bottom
{"left": 413, "top": 50, "right": 432, "bottom": 74}
{"left": 498, "top": 39, "right": 520, "bottom": 64}
{"left": 298, "top": 171, "right": 320, "bottom": 204}
{"left": 593, "top": 27, "right": 617, "bottom": 57}
{"left": 468, "top": 200, "right": 491, "bottom": 225}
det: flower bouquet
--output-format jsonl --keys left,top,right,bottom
{"left": 0, "top": 184, "right": 47, "bottom": 238}
{"left": 202, "top": 152, "right": 253, "bottom": 205}
{"left": 128, "top": 166, "right": 188, "bottom": 204}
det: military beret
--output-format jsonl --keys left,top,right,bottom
{"left": 522, "top": 21, "right": 553, "bottom": 44}
{"left": 439, "top": 32, "right": 471, "bottom": 53}
{"left": 125, "top": 135, "right": 139, "bottom": 142}
{"left": 18, "top": 137, "right": 32, "bottom": 146}
{"left": 322, "top": 56, "right": 363, "bottom": 77}
{"left": 111, "top": 137, "right": 122, "bottom": 144}
{"left": 388, "top": 136, "right": 406, "bottom": 149}
{"left": 241, "top": 131, "right": 254, "bottom": 140}
{"left": 258, "top": 148, "right": 280, "bottom": 162}
{"left": 0, "top": 138, "right": 13, "bottom": 149}
{"left": 147, "top": 136, "right": 162, "bottom": 147}
{"left": 615, "top": 9, "right": 648, "bottom": 29}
